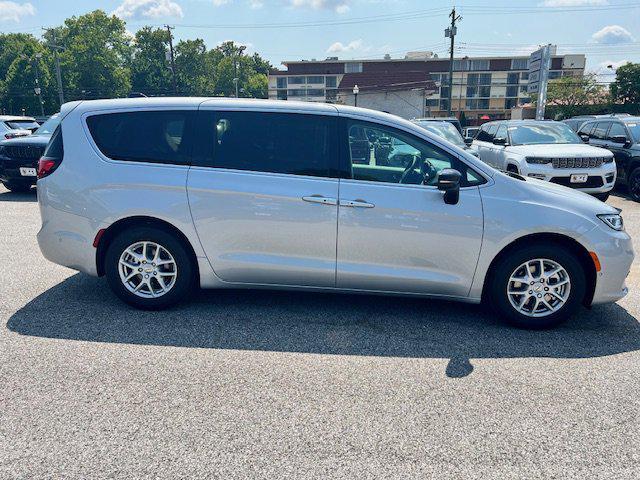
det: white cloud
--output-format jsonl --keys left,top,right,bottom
{"left": 327, "top": 39, "right": 364, "bottom": 53}
{"left": 212, "top": 0, "right": 231, "bottom": 5}
{"left": 541, "top": 0, "right": 607, "bottom": 6}
{"left": 113, "top": 0, "right": 184, "bottom": 20}
{"left": 592, "top": 25, "right": 635, "bottom": 44}
{"left": 249, "top": 0, "right": 264, "bottom": 7}
{"left": 290, "top": 0, "right": 350, "bottom": 14}
{"left": 0, "top": 1, "right": 35, "bottom": 22}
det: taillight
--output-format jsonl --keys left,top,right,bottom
{"left": 37, "top": 157, "right": 58, "bottom": 179}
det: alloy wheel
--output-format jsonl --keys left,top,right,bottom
{"left": 118, "top": 241, "right": 178, "bottom": 298}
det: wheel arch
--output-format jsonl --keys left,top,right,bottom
{"left": 481, "top": 232, "right": 597, "bottom": 307}
{"left": 95, "top": 216, "right": 200, "bottom": 284}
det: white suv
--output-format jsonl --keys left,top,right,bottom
{"left": 472, "top": 120, "right": 616, "bottom": 201}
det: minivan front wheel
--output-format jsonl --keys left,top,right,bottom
{"left": 105, "top": 226, "right": 195, "bottom": 310}
{"left": 488, "top": 244, "right": 586, "bottom": 329}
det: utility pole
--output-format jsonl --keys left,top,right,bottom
{"left": 445, "top": 7, "right": 462, "bottom": 116}
{"left": 33, "top": 54, "right": 44, "bottom": 116}
{"left": 43, "top": 28, "right": 65, "bottom": 106}
{"left": 165, "top": 25, "right": 178, "bottom": 95}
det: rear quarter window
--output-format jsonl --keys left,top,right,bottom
{"left": 86, "top": 111, "right": 193, "bottom": 165}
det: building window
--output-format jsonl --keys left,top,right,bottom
{"left": 276, "top": 77, "right": 287, "bottom": 89}
{"left": 549, "top": 71, "right": 562, "bottom": 79}
{"left": 506, "top": 85, "right": 519, "bottom": 97}
{"left": 505, "top": 98, "right": 517, "bottom": 109}
{"left": 440, "top": 99, "right": 450, "bottom": 112}
{"left": 440, "top": 86, "right": 450, "bottom": 100}
{"left": 511, "top": 58, "right": 529, "bottom": 70}
{"left": 326, "top": 89, "right": 338, "bottom": 102}
{"left": 325, "top": 76, "right": 337, "bottom": 88}
{"left": 288, "top": 76, "right": 306, "bottom": 84}
{"left": 306, "top": 89, "right": 325, "bottom": 97}
{"left": 520, "top": 71, "right": 529, "bottom": 81}
{"left": 287, "top": 89, "right": 306, "bottom": 97}
{"left": 507, "top": 72, "right": 519, "bottom": 85}
{"left": 466, "top": 86, "right": 478, "bottom": 98}
{"left": 426, "top": 98, "right": 440, "bottom": 107}
{"left": 453, "top": 59, "right": 469, "bottom": 71}
{"left": 479, "top": 86, "right": 491, "bottom": 98}
{"left": 468, "top": 73, "right": 491, "bottom": 85}
{"left": 277, "top": 90, "right": 288, "bottom": 100}
{"left": 345, "top": 62, "right": 363, "bottom": 73}
{"left": 468, "top": 59, "right": 489, "bottom": 71}
{"left": 307, "top": 76, "right": 324, "bottom": 84}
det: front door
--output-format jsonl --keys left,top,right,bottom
{"left": 187, "top": 109, "right": 340, "bottom": 287}
{"left": 337, "top": 120, "right": 485, "bottom": 298}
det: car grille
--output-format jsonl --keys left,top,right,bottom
{"left": 3, "top": 145, "right": 45, "bottom": 161}
{"left": 550, "top": 176, "right": 604, "bottom": 188}
{"left": 552, "top": 157, "right": 605, "bottom": 169}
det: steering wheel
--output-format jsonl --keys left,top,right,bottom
{"left": 399, "top": 154, "right": 421, "bottom": 184}
{"left": 400, "top": 156, "right": 437, "bottom": 184}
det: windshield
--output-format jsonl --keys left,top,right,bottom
{"left": 416, "top": 121, "right": 466, "bottom": 147}
{"left": 34, "top": 114, "right": 60, "bottom": 136}
{"left": 508, "top": 123, "right": 582, "bottom": 145}
{"left": 5, "top": 120, "right": 39, "bottom": 130}
{"left": 625, "top": 122, "right": 640, "bottom": 142}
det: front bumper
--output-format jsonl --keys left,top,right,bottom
{"left": 521, "top": 161, "right": 616, "bottom": 194}
{"left": 588, "top": 225, "right": 635, "bottom": 305}
{"left": 0, "top": 157, "right": 38, "bottom": 185}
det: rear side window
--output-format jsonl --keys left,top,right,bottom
{"left": 43, "top": 126, "right": 64, "bottom": 160}
{"left": 607, "top": 122, "right": 627, "bottom": 140}
{"left": 578, "top": 122, "right": 595, "bottom": 136}
{"left": 86, "top": 111, "right": 192, "bottom": 165}
{"left": 204, "top": 111, "right": 336, "bottom": 177}
{"left": 476, "top": 124, "right": 494, "bottom": 142}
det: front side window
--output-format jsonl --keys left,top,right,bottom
{"left": 607, "top": 122, "right": 627, "bottom": 141}
{"left": 578, "top": 122, "right": 595, "bottom": 137}
{"left": 495, "top": 125, "right": 508, "bottom": 141}
{"left": 346, "top": 121, "right": 484, "bottom": 187}
{"left": 208, "top": 111, "right": 335, "bottom": 178}
{"left": 592, "top": 122, "right": 610, "bottom": 140}
{"left": 86, "top": 111, "right": 191, "bottom": 165}
{"left": 507, "top": 123, "right": 582, "bottom": 145}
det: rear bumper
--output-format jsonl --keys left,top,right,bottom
{"left": 37, "top": 203, "right": 99, "bottom": 276}
{"left": 0, "top": 158, "right": 38, "bottom": 185}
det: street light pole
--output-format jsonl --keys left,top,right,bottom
{"left": 353, "top": 84, "right": 359, "bottom": 107}
{"left": 445, "top": 7, "right": 462, "bottom": 116}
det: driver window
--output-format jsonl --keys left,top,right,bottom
{"left": 347, "top": 121, "right": 478, "bottom": 186}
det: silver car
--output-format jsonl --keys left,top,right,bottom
{"left": 36, "top": 98, "right": 634, "bottom": 329}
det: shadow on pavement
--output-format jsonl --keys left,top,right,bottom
{"left": 0, "top": 188, "right": 37, "bottom": 202}
{"left": 8, "top": 273, "right": 640, "bottom": 377}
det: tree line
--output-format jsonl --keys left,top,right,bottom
{"left": 0, "top": 10, "right": 271, "bottom": 116}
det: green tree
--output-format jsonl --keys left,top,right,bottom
{"left": 610, "top": 62, "right": 640, "bottom": 105}
{"left": 544, "top": 74, "right": 604, "bottom": 118}
{"left": 131, "top": 27, "right": 172, "bottom": 96}
{"left": 210, "top": 41, "right": 270, "bottom": 98}
{"left": 53, "top": 10, "right": 132, "bottom": 101}
{"left": 174, "top": 39, "right": 215, "bottom": 96}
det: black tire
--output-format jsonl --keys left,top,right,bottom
{"left": 2, "top": 180, "right": 32, "bottom": 193}
{"left": 488, "top": 243, "right": 586, "bottom": 329}
{"left": 593, "top": 192, "right": 610, "bottom": 202}
{"left": 104, "top": 226, "right": 195, "bottom": 310}
{"left": 628, "top": 167, "right": 640, "bottom": 203}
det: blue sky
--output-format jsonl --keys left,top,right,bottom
{"left": 1, "top": 0, "right": 638, "bottom": 76}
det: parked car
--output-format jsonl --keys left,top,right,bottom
{"left": 563, "top": 114, "right": 631, "bottom": 132}
{"left": 412, "top": 119, "right": 480, "bottom": 157}
{"left": 37, "top": 98, "right": 633, "bottom": 329}
{"left": 0, "top": 115, "right": 39, "bottom": 140}
{"left": 577, "top": 116, "right": 640, "bottom": 202}
{"left": 413, "top": 116, "right": 462, "bottom": 134}
{"left": 471, "top": 120, "right": 616, "bottom": 201}
{"left": 463, "top": 126, "right": 480, "bottom": 142}
{"left": 0, "top": 114, "right": 60, "bottom": 192}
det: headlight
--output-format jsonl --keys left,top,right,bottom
{"left": 598, "top": 213, "right": 624, "bottom": 231}
{"left": 603, "top": 155, "right": 614, "bottom": 163}
{"left": 525, "top": 157, "right": 551, "bottom": 164}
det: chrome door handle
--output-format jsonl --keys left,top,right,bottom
{"left": 302, "top": 195, "right": 338, "bottom": 206}
{"left": 340, "top": 199, "right": 375, "bottom": 208}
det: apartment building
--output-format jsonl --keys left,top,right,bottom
{"left": 268, "top": 52, "right": 586, "bottom": 122}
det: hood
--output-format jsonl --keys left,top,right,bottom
{"left": 0, "top": 134, "right": 51, "bottom": 147}
{"left": 493, "top": 170, "right": 619, "bottom": 216}
{"left": 506, "top": 143, "right": 613, "bottom": 158}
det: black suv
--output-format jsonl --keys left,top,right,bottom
{"left": 578, "top": 116, "right": 640, "bottom": 202}
{"left": 0, "top": 114, "right": 59, "bottom": 192}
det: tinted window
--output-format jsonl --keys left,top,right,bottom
{"left": 87, "top": 111, "right": 191, "bottom": 165}
{"left": 34, "top": 114, "right": 60, "bottom": 136}
{"left": 578, "top": 122, "right": 595, "bottom": 137}
{"left": 508, "top": 123, "right": 581, "bottom": 145}
{"left": 346, "top": 121, "right": 484, "bottom": 187}
{"left": 209, "top": 112, "right": 335, "bottom": 177}
{"left": 5, "top": 120, "right": 39, "bottom": 130}
{"left": 607, "top": 122, "right": 627, "bottom": 140}
{"left": 476, "top": 124, "right": 495, "bottom": 142}
{"left": 495, "top": 125, "right": 508, "bottom": 141}
{"left": 592, "top": 122, "right": 610, "bottom": 140}
{"left": 43, "top": 126, "right": 63, "bottom": 160}
{"left": 625, "top": 121, "right": 640, "bottom": 142}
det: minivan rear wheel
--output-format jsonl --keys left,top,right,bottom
{"left": 488, "top": 244, "right": 586, "bottom": 329}
{"left": 105, "top": 226, "right": 195, "bottom": 310}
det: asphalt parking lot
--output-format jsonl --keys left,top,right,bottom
{"left": 1, "top": 185, "right": 639, "bottom": 479}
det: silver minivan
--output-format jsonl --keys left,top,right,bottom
{"left": 36, "top": 98, "right": 634, "bottom": 329}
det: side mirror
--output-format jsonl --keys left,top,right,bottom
{"left": 464, "top": 137, "right": 473, "bottom": 146}
{"left": 493, "top": 137, "right": 507, "bottom": 146}
{"left": 580, "top": 134, "right": 590, "bottom": 143}
{"left": 611, "top": 135, "right": 630, "bottom": 146}
{"left": 437, "top": 168, "right": 461, "bottom": 205}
